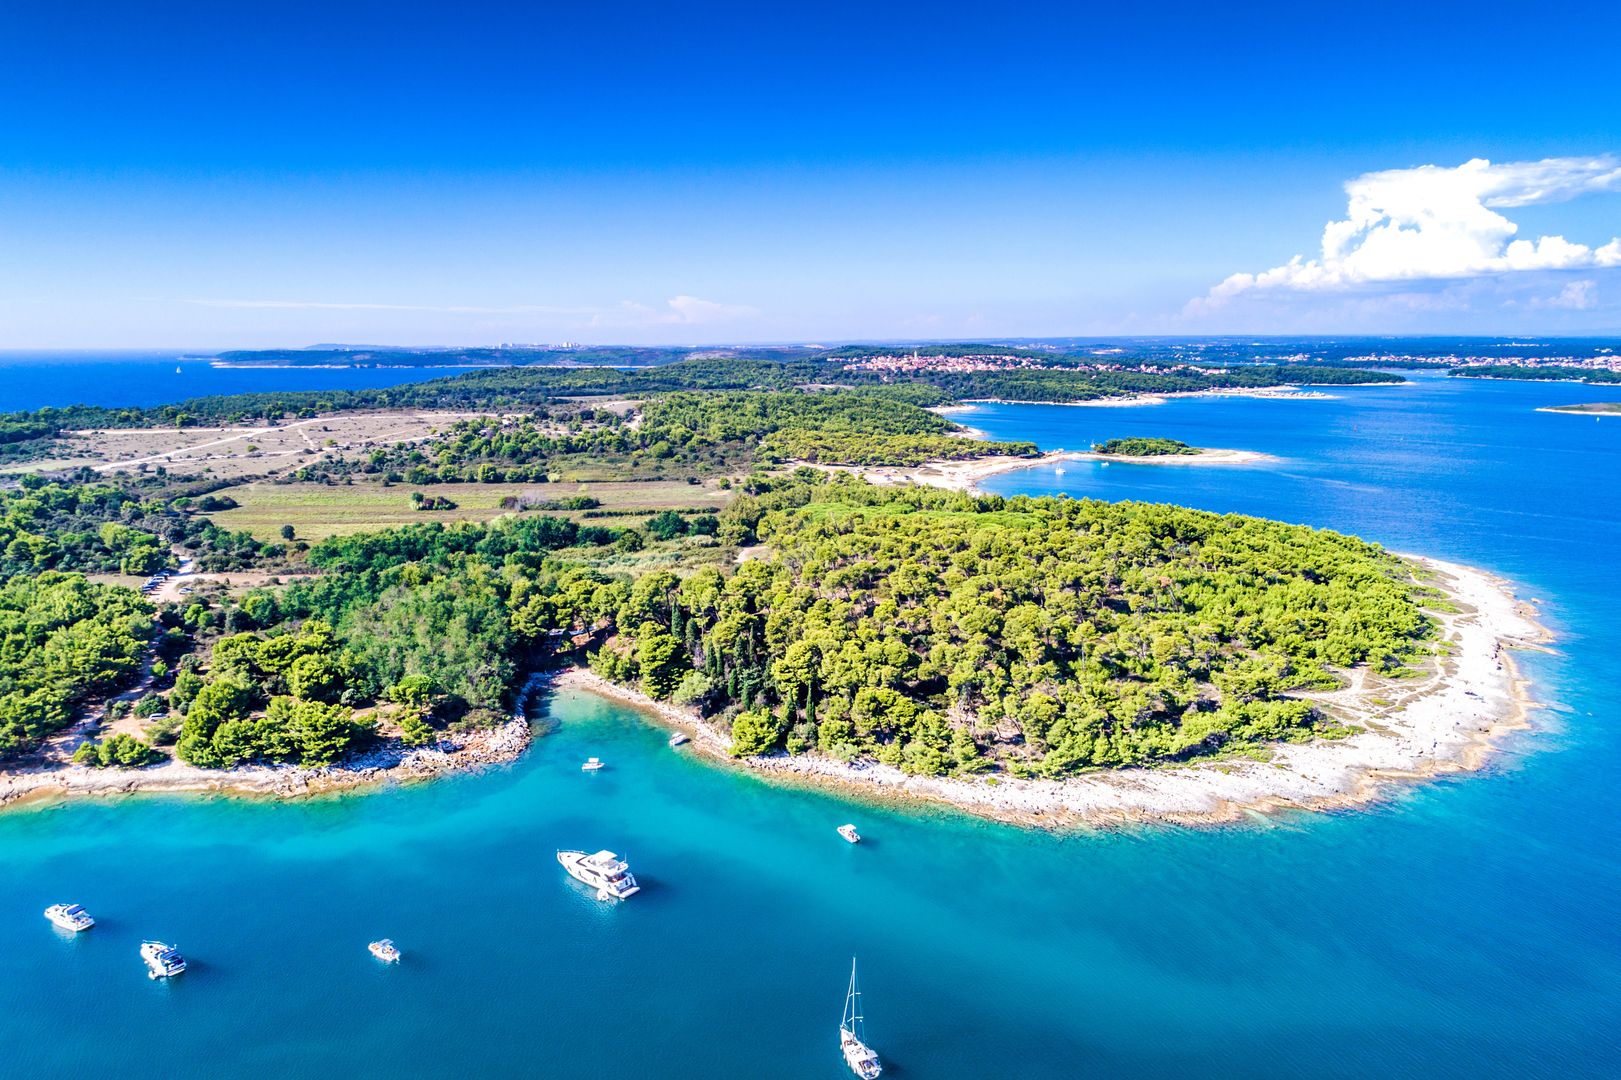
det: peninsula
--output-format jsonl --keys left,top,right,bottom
{"left": 0, "top": 353, "right": 1542, "bottom": 825}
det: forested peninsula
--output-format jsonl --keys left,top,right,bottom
{"left": 0, "top": 355, "right": 1544, "bottom": 823}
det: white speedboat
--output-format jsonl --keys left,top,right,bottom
{"left": 840, "top": 958, "right": 882, "bottom": 1078}
{"left": 44, "top": 903, "right": 95, "bottom": 932}
{"left": 141, "top": 941, "right": 187, "bottom": 979}
{"left": 837, "top": 824, "right": 861, "bottom": 844}
{"left": 668, "top": 732, "right": 689, "bottom": 747}
{"left": 557, "top": 849, "right": 641, "bottom": 899}
{"left": 581, "top": 757, "right": 605, "bottom": 771}
{"left": 369, "top": 939, "right": 401, "bottom": 963}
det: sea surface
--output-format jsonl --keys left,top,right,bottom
{"left": 3, "top": 369, "right": 1621, "bottom": 1078}
{"left": 0, "top": 352, "right": 479, "bottom": 411}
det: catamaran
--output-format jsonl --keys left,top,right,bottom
{"left": 840, "top": 958, "right": 882, "bottom": 1078}
{"left": 141, "top": 941, "right": 187, "bottom": 979}
{"left": 556, "top": 849, "right": 641, "bottom": 900}
{"left": 44, "top": 903, "right": 95, "bottom": 932}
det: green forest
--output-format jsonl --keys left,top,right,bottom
{"left": 0, "top": 354, "right": 1402, "bottom": 465}
{"left": 294, "top": 386, "right": 1038, "bottom": 485}
{"left": 1450, "top": 365, "right": 1621, "bottom": 384}
{"left": 0, "top": 357, "right": 1436, "bottom": 780}
{"left": 1092, "top": 438, "right": 1200, "bottom": 456}
{"left": 590, "top": 475, "right": 1437, "bottom": 775}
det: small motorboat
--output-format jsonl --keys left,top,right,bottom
{"left": 369, "top": 939, "right": 401, "bottom": 963}
{"left": 837, "top": 824, "right": 861, "bottom": 844}
{"left": 141, "top": 940, "right": 187, "bottom": 979}
{"left": 581, "top": 757, "right": 605, "bottom": 771}
{"left": 668, "top": 732, "right": 689, "bottom": 747}
{"left": 44, "top": 903, "right": 95, "bottom": 932}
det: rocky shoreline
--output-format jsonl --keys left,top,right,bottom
{"left": 0, "top": 673, "right": 545, "bottom": 810}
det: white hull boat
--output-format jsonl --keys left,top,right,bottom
{"left": 840, "top": 958, "right": 882, "bottom": 1077}
{"left": 557, "top": 849, "right": 641, "bottom": 899}
{"left": 44, "top": 903, "right": 95, "bottom": 932}
{"left": 369, "top": 939, "right": 401, "bottom": 963}
{"left": 837, "top": 824, "right": 861, "bottom": 844}
{"left": 141, "top": 940, "right": 187, "bottom": 979}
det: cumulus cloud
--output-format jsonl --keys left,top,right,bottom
{"left": 1192, "top": 155, "right": 1621, "bottom": 311}
{"left": 1529, "top": 280, "right": 1598, "bottom": 310}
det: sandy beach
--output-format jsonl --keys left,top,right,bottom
{"left": 560, "top": 557, "right": 1551, "bottom": 828}
{"left": 961, "top": 386, "right": 1356, "bottom": 409}
{"left": 807, "top": 447, "right": 1272, "bottom": 493}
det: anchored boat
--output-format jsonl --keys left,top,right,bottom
{"left": 44, "top": 903, "right": 95, "bottom": 932}
{"left": 581, "top": 757, "right": 605, "bottom": 771}
{"left": 840, "top": 958, "right": 882, "bottom": 1078}
{"left": 141, "top": 941, "right": 187, "bottom": 979}
{"left": 369, "top": 939, "right": 401, "bottom": 963}
{"left": 837, "top": 824, "right": 861, "bottom": 844}
{"left": 557, "top": 849, "right": 641, "bottom": 900}
{"left": 668, "top": 732, "right": 689, "bottom": 747}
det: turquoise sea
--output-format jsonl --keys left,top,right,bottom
{"left": 4, "top": 370, "right": 1620, "bottom": 1077}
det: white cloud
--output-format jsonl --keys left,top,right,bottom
{"left": 661, "top": 295, "right": 759, "bottom": 324}
{"left": 181, "top": 298, "right": 600, "bottom": 315}
{"left": 1529, "top": 280, "right": 1597, "bottom": 310}
{"left": 606, "top": 295, "right": 760, "bottom": 326}
{"left": 1192, "top": 155, "right": 1621, "bottom": 312}
{"left": 183, "top": 295, "right": 760, "bottom": 326}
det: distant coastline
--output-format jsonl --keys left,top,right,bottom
{"left": 1535, "top": 402, "right": 1621, "bottom": 415}
{"left": 803, "top": 447, "right": 1274, "bottom": 494}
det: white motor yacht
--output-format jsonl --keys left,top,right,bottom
{"left": 668, "top": 732, "right": 689, "bottom": 747}
{"left": 369, "top": 939, "right": 401, "bottom": 963}
{"left": 837, "top": 824, "right": 861, "bottom": 844}
{"left": 44, "top": 903, "right": 95, "bottom": 932}
{"left": 557, "top": 849, "right": 641, "bottom": 899}
{"left": 581, "top": 757, "right": 605, "bottom": 771}
{"left": 141, "top": 941, "right": 187, "bottom": 979}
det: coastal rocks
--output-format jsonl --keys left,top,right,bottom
{"left": 0, "top": 673, "right": 548, "bottom": 809}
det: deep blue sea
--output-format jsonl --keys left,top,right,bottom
{"left": 3, "top": 367, "right": 1620, "bottom": 1078}
{"left": 0, "top": 352, "right": 480, "bottom": 411}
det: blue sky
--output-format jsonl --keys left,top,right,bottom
{"left": 3, "top": 0, "right": 1619, "bottom": 347}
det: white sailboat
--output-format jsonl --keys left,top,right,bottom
{"left": 840, "top": 958, "right": 882, "bottom": 1078}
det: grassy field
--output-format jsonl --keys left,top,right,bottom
{"left": 208, "top": 479, "right": 733, "bottom": 542}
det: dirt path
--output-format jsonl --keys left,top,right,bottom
{"left": 91, "top": 417, "right": 331, "bottom": 472}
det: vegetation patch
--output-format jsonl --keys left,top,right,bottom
{"left": 1092, "top": 437, "right": 1201, "bottom": 457}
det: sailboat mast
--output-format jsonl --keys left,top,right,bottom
{"left": 845, "top": 958, "right": 865, "bottom": 1038}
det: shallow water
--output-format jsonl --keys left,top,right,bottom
{"left": 4, "top": 371, "right": 1620, "bottom": 1077}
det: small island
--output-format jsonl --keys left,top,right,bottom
{"left": 1538, "top": 402, "right": 1621, "bottom": 415}
{"left": 1091, "top": 437, "right": 1201, "bottom": 456}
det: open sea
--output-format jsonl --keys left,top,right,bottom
{"left": 3, "top": 365, "right": 1620, "bottom": 1078}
